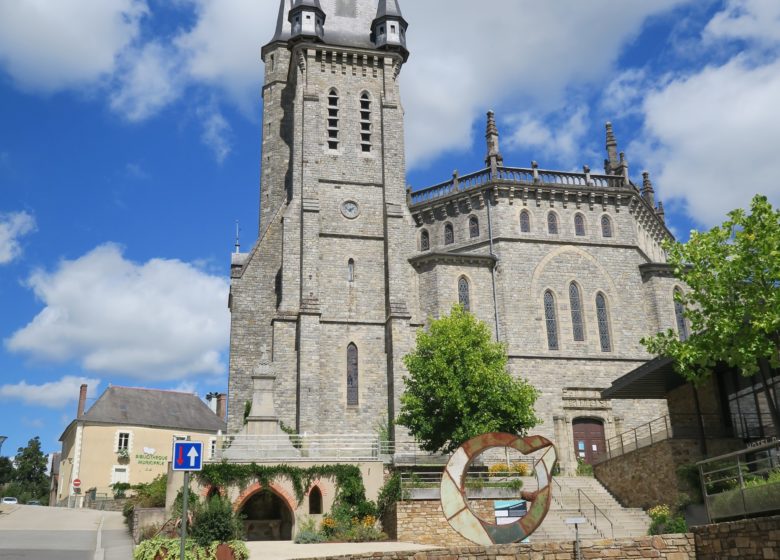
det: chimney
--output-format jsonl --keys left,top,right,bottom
{"left": 216, "top": 394, "right": 227, "bottom": 421}
{"left": 77, "top": 384, "right": 88, "bottom": 418}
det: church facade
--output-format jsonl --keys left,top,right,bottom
{"left": 227, "top": 0, "right": 685, "bottom": 473}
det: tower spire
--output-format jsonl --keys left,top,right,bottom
{"left": 485, "top": 110, "right": 504, "bottom": 175}
{"left": 234, "top": 220, "right": 241, "bottom": 254}
{"left": 288, "top": 0, "right": 325, "bottom": 43}
{"left": 641, "top": 171, "right": 656, "bottom": 208}
{"left": 372, "top": 0, "right": 409, "bottom": 61}
{"left": 605, "top": 122, "right": 619, "bottom": 174}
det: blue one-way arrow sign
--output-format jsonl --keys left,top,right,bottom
{"left": 172, "top": 441, "right": 203, "bottom": 472}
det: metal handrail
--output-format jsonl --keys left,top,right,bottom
{"left": 577, "top": 488, "right": 614, "bottom": 539}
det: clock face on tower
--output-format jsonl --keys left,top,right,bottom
{"left": 341, "top": 200, "right": 360, "bottom": 219}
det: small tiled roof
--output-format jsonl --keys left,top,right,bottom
{"left": 271, "top": 0, "right": 383, "bottom": 50}
{"left": 80, "top": 386, "right": 226, "bottom": 432}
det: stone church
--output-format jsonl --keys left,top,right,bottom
{"left": 227, "top": 0, "right": 686, "bottom": 473}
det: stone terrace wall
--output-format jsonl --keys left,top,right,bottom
{"left": 304, "top": 535, "right": 695, "bottom": 560}
{"left": 692, "top": 515, "right": 780, "bottom": 560}
{"left": 395, "top": 499, "right": 496, "bottom": 547}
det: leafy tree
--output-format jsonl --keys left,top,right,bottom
{"left": 0, "top": 456, "right": 14, "bottom": 485}
{"left": 13, "top": 437, "right": 48, "bottom": 497}
{"left": 397, "top": 305, "right": 539, "bottom": 453}
{"left": 642, "top": 195, "right": 780, "bottom": 431}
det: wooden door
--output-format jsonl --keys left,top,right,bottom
{"left": 572, "top": 419, "right": 606, "bottom": 464}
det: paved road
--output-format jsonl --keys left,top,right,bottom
{"left": 246, "top": 540, "right": 440, "bottom": 560}
{"left": 0, "top": 505, "right": 133, "bottom": 560}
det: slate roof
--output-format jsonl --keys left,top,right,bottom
{"left": 270, "top": 0, "right": 387, "bottom": 50}
{"left": 77, "top": 386, "right": 226, "bottom": 433}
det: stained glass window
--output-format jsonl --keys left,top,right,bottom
{"left": 458, "top": 277, "right": 470, "bottom": 312}
{"left": 420, "top": 230, "right": 430, "bottom": 251}
{"left": 548, "top": 213, "right": 558, "bottom": 235}
{"left": 520, "top": 211, "right": 531, "bottom": 233}
{"left": 596, "top": 293, "right": 611, "bottom": 352}
{"left": 569, "top": 283, "right": 584, "bottom": 341}
{"left": 575, "top": 214, "right": 586, "bottom": 236}
{"left": 601, "top": 215, "right": 613, "bottom": 238}
{"left": 445, "top": 223, "right": 454, "bottom": 245}
{"left": 544, "top": 291, "right": 558, "bottom": 350}
{"left": 347, "top": 343, "right": 358, "bottom": 406}
{"left": 675, "top": 289, "right": 689, "bottom": 341}
{"left": 469, "top": 217, "right": 479, "bottom": 238}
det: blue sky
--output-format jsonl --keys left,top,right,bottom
{"left": 1, "top": 0, "right": 779, "bottom": 457}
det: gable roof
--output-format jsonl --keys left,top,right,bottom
{"left": 77, "top": 386, "right": 226, "bottom": 433}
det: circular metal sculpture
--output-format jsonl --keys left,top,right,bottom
{"left": 440, "top": 433, "right": 558, "bottom": 545}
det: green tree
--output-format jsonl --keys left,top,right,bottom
{"left": 397, "top": 305, "right": 539, "bottom": 453}
{"left": 13, "top": 437, "right": 48, "bottom": 496}
{"left": 642, "top": 195, "right": 780, "bottom": 431}
{"left": 0, "top": 456, "right": 14, "bottom": 485}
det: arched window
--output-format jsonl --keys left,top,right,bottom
{"left": 347, "top": 343, "right": 358, "bottom": 406}
{"left": 520, "top": 211, "right": 531, "bottom": 233}
{"left": 574, "top": 214, "right": 586, "bottom": 237}
{"left": 275, "top": 268, "right": 283, "bottom": 309}
{"left": 569, "top": 283, "right": 584, "bottom": 342}
{"left": 347, "top": 259, "right": 355, "bottom": 282}
{"left": 309, "top": 486, "right": 323, "bottom": 515}
{"left": 601, "top": 215, "right": 613, "bottom": 238}
{"left": 444, "top": 223, "right": 454, "bottom": 245}
{"left": 359, "top": 92, "right": 371, "bottom": 153}
{"left": 327, "top": 89, "right": 339, "bottom": 150}
{"left": 596, "top": 293, "right": 612, "bottom": 352}
{"left": 674, "top": 289, "right": 689, "bottom": 341}
{"left": 458, "top": 277, "right": 471, "bottom": 312}
{"left": 420, "top": 230, "right": 430, "bottom": 251}
{"left": 548, "top": 212, "right": 559, "bottom": 235}
{"left": 544, "top": 291, "right": 559, "bottom": 350}
{"left": 469, "top": 217, "right": 479, "bottom": 238}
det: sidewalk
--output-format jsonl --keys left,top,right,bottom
{"left": 248, "top": 541, "right": 440, "bottom": 560}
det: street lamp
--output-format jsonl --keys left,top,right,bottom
{"left": 0, "top": 436, "right": 6, "bottom": 455}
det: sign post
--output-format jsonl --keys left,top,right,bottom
{"left": 172, "top": 441, "right": 203, "bottom": 560}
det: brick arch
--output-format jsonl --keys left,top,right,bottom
{"left": 234, "top": 481, "right": 297, "bottom": 514}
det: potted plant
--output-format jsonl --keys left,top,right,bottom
{"left": 117, "top": 448, "right": 131, "bottom": 463}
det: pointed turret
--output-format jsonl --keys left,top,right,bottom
{"left": 485, "top": 111, "right": 504, "bottom": 175}
{"left": 372, "top": 0, "right": 409, "bottom": 61}
{"left": 289, "top": 0, "right": 325, "bottom": 43}
{"left": 656, "top": 200, "right": 666, "bottom": 224}
{"left": 641, "top": 171, "right": 656, "bottom": 208}
{"left": 605, "top": 122, "right": 619, "bottom": 174}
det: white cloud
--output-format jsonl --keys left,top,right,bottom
{"left": 0, "top": 0, "right": 148, "bottom": 92}
{"left": 633, "top": 56, "right": 780, "bottom": 226}
{"left": 0, "top": 211, "right": 36, "bottom": 265}
{"left": 110, "top": 42, "right": 184, "bottom": 122}
{"left": 198, "top": 104, "right": 233, "bottom": 164}
{"left": 0, "top": 376, "right": 100, "bottom": 409}
{"left": 504, "top": 106, "right": 592, "bottom": 165}
{"left": 705, "top": 0, "right": 780, "bottom": 46}
{"left": 171, "top": 380, "right": 198, "bottom": 395}
{"left": 600, "top": 69, "right": 651, "bottom": 118}
{"left": 6, "top": 243, "right": 230, "bottom": 380}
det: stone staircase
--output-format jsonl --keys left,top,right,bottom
{"left": 529, "top": 476, "right": 650, "bottom": 542}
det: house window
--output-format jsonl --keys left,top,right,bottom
{"left": 674, "top": 289, "right": 689, "bottom": 341}
{"left": 601, "top": 215, "right": 613, "bottom": 238}
{"left": 327, "top": 89, "right": 339, "bottom": 150}
{"left": 596, "top": 293, "right": 612, "bottom": 352}
{"left": 309, "top": 486, "right": 323, "bottom": 515}
{"left": 420, "top": 230, "right": 430, "bottom": 251}
{"left": 444, "top": 223, "right": 454, "bottom": 245}
{"left": 544, "top": 291, "right": 559, "bottom": 350}
{"left": 548, "top": 213, "right": 558, "bottom": 235}
{"left": 209, "top": 438, "right": 217, "bottom": 460}
{"left": 469, "top": 217, "right": 479, "bottom": 239}
{"left": 117, "top": 432, "right": 130, "bottom": 452}
{"left": 574, "top": 214, "right": 586, "bottom": 236}
{"left": 520, "top": 211, "right": 531, "bottom": 233}
{"left": 347, "top": 343, "right": 358, "bottom": 406}
{"left": 348, "top": 259, "right": 355, "bottom": 282}
{"left": 458, "top": 277, "right": 471, "bottom": 312}
{"left": 569, "top": 283, "right": 585, "bottom": 342}
{"left": 360, "top": 92, "right": 371, "bottom": 153}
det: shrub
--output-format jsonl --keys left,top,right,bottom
{"left": 111, "top": 482, "right": 131, "bottom": 499}
{"left": 488, "top": 462, "right": 530, "bottom": 477}
{"left": 376, "top": 473, "right": 401, "bottom": 520}
{"left": 132, "top": 537, "right": 249, "bottom": 560}
{"left": 576, "top": 459, "right": 593, "bottom": 477}
{"left": 294, "top": 517, "right": 326, "bottom": 544}
{"left": 190, "top": 496, "right": 245, "bottom": 547}
{"left": 648, "top": 504, "right": 688, "bottom": 535}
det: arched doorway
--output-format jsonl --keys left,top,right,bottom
{"left": 572, "top": 418, "right": 606, "bottom": 464}
{"left": 240, "top": 490, "right": 294, "bottom": 541}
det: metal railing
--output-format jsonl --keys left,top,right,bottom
{"left": 409, "top": 166, "right": 626, "bottom": 206}
{"left": 577, "top": 488, "right": 614, "bottom": 539}
{"left": 215, "top": 433, "right": 392, "bottom": 462}
{"left": 699, "top": 438, "right": 780, "bottom": 522}
{"left": 594, "top": 413, "right": 775, "bottom": 464}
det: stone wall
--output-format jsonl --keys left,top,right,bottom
{"left": 132, "top": 507, "right": 167, "bottom": 544}
{"left": 394, "top": 499, "right": 497, "bottom": 547}
{"left": 692, "top": 515, "right": 780, "bottom": 560}
{"left": 304, "top": 535, "right": 695, "bottom": 560}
